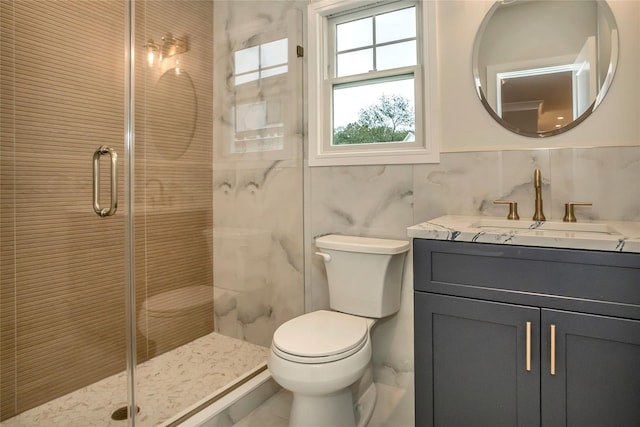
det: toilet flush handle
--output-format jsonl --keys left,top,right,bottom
{"left": 315, "top": 251, "right": 332, "bottom": 262}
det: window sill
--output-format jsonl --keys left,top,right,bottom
{"left": 308, "top": 146, "right": 439, "bottom": 166}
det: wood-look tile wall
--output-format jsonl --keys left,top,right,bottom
{"left": 0, "top": 0, "right": 213, "bottom": 420}
{"left": 134, "top": 0, "right": 214, "bottom": 363}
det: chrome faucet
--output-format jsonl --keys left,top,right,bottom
{"left": 532, "top": 168, "right": 546, "bottom": 221}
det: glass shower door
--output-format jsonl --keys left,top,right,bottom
{"left": 0, "top": 1, "right": 135, "bottom": 424}
{"left": 2, "top": 0, "right": 304, "bottom": 424}
{"left": 130, "top": 2, "right": 217, "bottom": 424}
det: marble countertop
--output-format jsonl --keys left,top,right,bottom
{"left": 408, "top": 215, "right": 640, "bottom": 253}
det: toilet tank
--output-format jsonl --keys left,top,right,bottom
{"left": 315, "top": 235, "right": 410, "bottom": 318}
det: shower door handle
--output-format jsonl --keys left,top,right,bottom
{"left": 92, "top": 146, "right": 118, "bottom": 217}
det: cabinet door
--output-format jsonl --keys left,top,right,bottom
{"left": 542, "top": 309, "right": 640, "bottom": 427}
{"left": 415, "top": 293, "right": 540, "bottom": 427}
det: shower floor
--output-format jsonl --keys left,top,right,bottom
{"left": 2, "top": 332, "right": 269, "bottom": 427}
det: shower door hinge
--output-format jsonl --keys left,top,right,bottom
{"left": 296, "top": 45, "right": 304, "bottom": 58}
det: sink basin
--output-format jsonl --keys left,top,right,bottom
{"left": 471, "top": 218, "right": 621, "bottom": 235}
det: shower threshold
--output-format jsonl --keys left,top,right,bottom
{"left": 2, "top": 332, "right": 269, "bottom": 427}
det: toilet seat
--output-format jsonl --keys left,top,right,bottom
{"left": 272, "top": 310, "right": 369, "bottom": 364}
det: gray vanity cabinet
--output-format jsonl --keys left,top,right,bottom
{"left": 413, "top": 239, "right": 640, "bottom": 427}
{"left": 415, "top": 292, "right": 541, "bottom": 426}
{"left": 541, "top": 309, "right": 640, "bottom": 427}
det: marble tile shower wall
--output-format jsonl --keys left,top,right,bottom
{"left": 213, "top": 166, "right": 304, "bottom": 347}
{"left": 308, "top": 145, "right": 640, "bottom": 422}
{"left": 212, "top": 0, "right": 305, "bottom": 347}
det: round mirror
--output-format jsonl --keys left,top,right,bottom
{"left": 472, "top": 0, "right": 618, "bottom": 138}
{"left": 148, "top": 68, "right": 198, "bottom": 159}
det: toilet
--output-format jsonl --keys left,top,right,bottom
{"left": 268, "top": 234, "right": 410, "bottom": 427}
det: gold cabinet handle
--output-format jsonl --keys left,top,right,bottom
{"left": 550, "top": 324, "right": 556, "bottom": 375}
{"left": 526, "top": 321, "right": 531, "bottom": 372}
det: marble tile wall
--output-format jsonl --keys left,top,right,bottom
{"left": 212, "top": 1, "right": 306, "bottom": 347}
{"left": 212, "top": 165, "right": 304, "bottom": 347}
{"left": 307, "top": 145, "right": 640, "bottom": 426}
{"left": 219, "top": 2, "right": 640, "bottom": 426}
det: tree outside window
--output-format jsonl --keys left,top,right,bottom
{"left": 333, "top": 94, "right": 415, "bottom": 145}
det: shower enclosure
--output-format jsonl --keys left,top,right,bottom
{"left": 0, "top": 1, "right": 304, "bottom": 425}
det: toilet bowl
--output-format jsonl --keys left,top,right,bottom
{"left": 268, "top": 235, "right": 409, "bottom": 427}
{"left": 138, "top": 285, "right": 213, "bottom": 355}
{"left": 269, "top": 310, "right": 375, "bottom": 427}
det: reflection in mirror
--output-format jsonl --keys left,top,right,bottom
{"left": 231, "top": 37, "right": 288, "bottom": 153}
{"left": 234, "top": 38, "right": 288, "bottom": 85}
{"left": 473, "top": 0, "right": 618, "bottom": 138}
{"left": 149, "top": 69, "right": 197, "bottom": 159}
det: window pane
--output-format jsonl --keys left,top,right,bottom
{"left": 235, "top": 45, "right": 259, "bottom": 74}
{"left": 332, "top": 76, "right": 415, "bottom": 145}
{"left": 377, "top": 41, "right": 417, "bottom": 71}
{"left": 261, "top": 38, "right": 288, "bottom": 68}
{"left": 337, "top": 17, "right": 373, "bottom": 51}
{"left": 376, "top": 7, "right": 416, "bottom": 44}
{"left": 337, "top": 49, "right": 373, "bottom": 77}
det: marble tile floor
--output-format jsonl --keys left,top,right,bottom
{"left": 230, "top": 383, "right": 412, "bottom": 427}
{"left": 2, "top": 332, "right": 269, "bottom": 427}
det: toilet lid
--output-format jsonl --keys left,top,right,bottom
{"left": 272, "top": 310, "right": 368, "bottom": 363}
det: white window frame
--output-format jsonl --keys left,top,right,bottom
{"left": 308, "top": 0, "right": 440, "bottom": 166}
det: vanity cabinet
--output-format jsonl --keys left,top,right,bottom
{"left": 413, "top": 239, "right": 640, "bottom": 427}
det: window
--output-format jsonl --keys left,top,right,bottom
{"left": 231, "top": 37, "right": 289, "bottom": 154}
{"left": 308, "top": 0, "right": 439, "bottom": 166}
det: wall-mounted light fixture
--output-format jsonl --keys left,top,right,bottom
{"left": 145, "top": 33, "right": 189, "bottom": 67}
{"left": 161, "top": 33, "right": 188, "bottom": 60}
